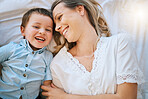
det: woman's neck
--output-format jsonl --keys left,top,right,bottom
{"left": 70, "top": 26, "right": 99, "bottom": 57}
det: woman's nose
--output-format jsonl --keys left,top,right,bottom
{"left": 55, "top": 25, "right": 62, "bottom": 32}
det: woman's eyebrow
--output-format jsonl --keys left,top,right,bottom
{"left": 54, "top": 13, "right": 60, "bottom": 20}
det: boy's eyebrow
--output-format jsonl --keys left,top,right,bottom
{"left": 33, "top": 22, "right": 53, "bottom": 28}
{"left": 47, "top": 26, "right": 53, "bottom": 28}
{"left": 33, "top": 22, "right": 41, "bottom": 24}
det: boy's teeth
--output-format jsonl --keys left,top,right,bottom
{"left": 35, "top": 37, "right": 45, "bottom": 41}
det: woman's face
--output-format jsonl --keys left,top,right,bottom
{"left": 53, "top": 3, "right": 84, "bottom": 42}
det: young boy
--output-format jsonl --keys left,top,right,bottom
{"left": 0, "top": 8, "right": 53, "bottom": 99}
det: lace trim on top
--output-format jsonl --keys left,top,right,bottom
{"left": 117, "top": 69, "right": 145, "bottom": 85}
{"left": 64, "top": 37, "right": 104, "bottom": 74}
{"left": 61, "top": 37, "right": 106, "bottom": 95}
{"left": 59, "top": 36, "right": 144, "bottom": 95}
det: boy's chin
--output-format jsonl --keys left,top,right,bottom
{"left": 31, "top": 45, "right": 43, "bottom": 51}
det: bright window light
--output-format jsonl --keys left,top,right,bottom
{"left": 135, "top": 7, "right": 147, "bottom": 21}
{"left": 131, "top": 3, "right": 148, "bottom": 24}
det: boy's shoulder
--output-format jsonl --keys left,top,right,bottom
{"left": 41, "top": 50, "right": 53, "bottom": 65}
{"left": 42, "top": 49, "right": 53, "bottom": 60}
{"left": 1, "top": 41, "right": 18, "bottom": 48}
{"left": 44, "top": 49, "right": 53, "bottom": 56}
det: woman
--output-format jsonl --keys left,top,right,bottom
{"left": 41, "top": 0, "right": 144, "bottom": 99}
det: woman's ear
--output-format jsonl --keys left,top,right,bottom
{"left": 20, "top": 26, "right": 25, "bottom": 36}
{"left": 76, "top": 5, "right": 85, "bottom": 16}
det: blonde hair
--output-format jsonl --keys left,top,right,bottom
{"left": 51, "top": 0, "right": 111, "bottom": 55}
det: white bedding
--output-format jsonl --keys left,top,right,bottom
{"left": 0, "top": 0, "right": 54, "bottom": 46}
{"left": 102, "top": 1, "right": 148, "bottom": 98}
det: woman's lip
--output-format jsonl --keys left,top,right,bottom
{"left": 63, "top": 29, "right": 67, "bottom": 36}
{"left": 62, "top": 26, "right": 69, "bottom": 36}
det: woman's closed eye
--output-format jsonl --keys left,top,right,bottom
{"left": 57, "top": 15, "right": 63, "bottom": 21}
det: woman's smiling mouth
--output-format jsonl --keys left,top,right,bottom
{"left": 62, "top": 26, "right": 69, "bottom": 36}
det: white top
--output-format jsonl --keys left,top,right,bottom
{"left": 50, "top": 34, "right": 144, "bottom": 95}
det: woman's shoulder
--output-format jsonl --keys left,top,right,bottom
{"left": 114, "top": 33, "right": 133, "bottom": 47}
{"left": 97, "top": 33, "right": 133, "bottom": 52}
{"left": 102, "top": 33, "right": 132, "bottom": 45}
{"left": 106, "top": 33, "right": 131, "bottom": 40}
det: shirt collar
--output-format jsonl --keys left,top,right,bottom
{"left": 20, "top": 39, "right": 46, "bottom": 54}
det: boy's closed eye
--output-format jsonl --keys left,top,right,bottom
{"left": 33, "top": 26, "right": 39, "bottom": 29}
{"left": 46, "top": 29, "right": 52, "bottom": 32}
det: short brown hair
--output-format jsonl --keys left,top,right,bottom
{"left": 21, "top": 8, "right": 54, "bottom": 28}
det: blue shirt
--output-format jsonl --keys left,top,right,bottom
{"left": 0, "top": 39, "right": 53, "bottom": 99}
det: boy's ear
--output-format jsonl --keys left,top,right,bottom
{"left": 76, "top": 5, "right": 85, "bottom": 16}
{"left": 20, "top": 26, "right": 25, "bottom": 36}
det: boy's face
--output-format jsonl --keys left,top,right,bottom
{"left": 21, "top": 13, "right": 53, "bottom": 51}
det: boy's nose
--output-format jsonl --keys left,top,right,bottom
{"left": 39, "top": 29, "right": 45, "bottom": 35}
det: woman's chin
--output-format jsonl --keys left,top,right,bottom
{"left": 67, "top": 39, "right": 73, "bottom": 43}
{"left": 66, "top": 37, "right": 73, "bottom": 43}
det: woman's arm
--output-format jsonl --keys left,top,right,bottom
{"left": 43, "top": 80, "right": 52, "bottom": 86}
{"left": 41, "top": 83, "right": 137, "bottom": 99}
